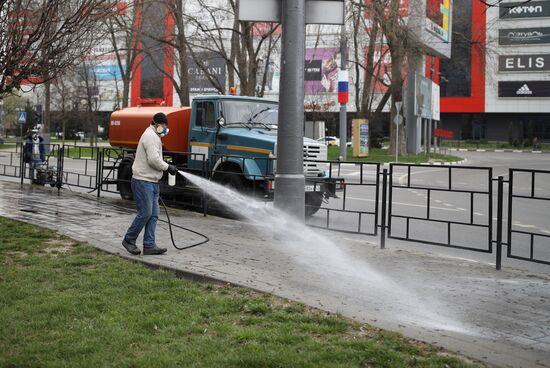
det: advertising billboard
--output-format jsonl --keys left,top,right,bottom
{"left": 408, "top": 0, "right": 453, "bottom": 58}
{"left": 304, "top": 47, "right": 342, "bottom": 93}
{"left": 499, "top": 27, "right": 550, "bottom": 45}
{"left": 499, "top": 54, "right": 550, "bottom": 72}
{"left": 188, "top": 53, "right": 226, "bottom": 93}
{"left": 498, "top": 81, "right": 550, "bottom": 98}
{"left": 93, "top": 65, "right": 123, "bottom": 80}
{"left": 426, "top": 0, "right": 451, "bottom": 42}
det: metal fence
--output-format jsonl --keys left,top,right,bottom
{"left": 387, "top": 164, "right": 493, "bottom": 253}
{"left": 507, "top": 169, "right": 550, "bottom": 266}
{"left": 306, "top": 162, "right": 380, "bottom": 235}
{"left": 0, "top": 143, "right": 22, "bottom": 178}
{"left": 60, "top": 144, "right": 102, "bottom": 191}
{"left": 1, "top": 142, "right": 549, "bottom": 270}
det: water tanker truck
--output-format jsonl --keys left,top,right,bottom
{"left": 109, "top": 95, "right": 339, "bottom": 216}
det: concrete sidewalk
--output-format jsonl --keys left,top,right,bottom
{"left": 1, "top": 180, "right": 549, "bottom": 368}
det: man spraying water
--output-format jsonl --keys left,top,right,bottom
{"left": 121, "top": 112, "right": 178, "bottom": 255}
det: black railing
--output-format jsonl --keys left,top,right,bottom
{"left": 60, "top": 144, "right": 101, "bottom": 190}
{"left": 387, "top": 164, "right": 493, "bottom": 253}
{"left": 305, "top": 161, "right": 380, "bottom": 235}
{"left": 0, "top": 143, "right": 23, "bottom": 178}
{"left": 507, "top": 169, "right": 550, "bottom": 265}
{"left": 2, "top": 142, "right": 550, "bottom": 270}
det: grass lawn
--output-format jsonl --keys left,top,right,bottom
{"left": 0, "top": 144, "right": 107, "bottom": 159}
{"left": 0, "top": 217, "right": 480, "bottom": 368}
{"left": 61, "top": 145, "right": 100, "bottom": 159}
{"left": 327, "top": 146, "right": 462, "bottom": 164}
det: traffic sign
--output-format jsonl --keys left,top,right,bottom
{"left": 17, "top": 112, "right": 27, "bottom": 124}
{"left": 393, "top": 114, "right": 403, "bottom": 126}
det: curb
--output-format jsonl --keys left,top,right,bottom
{"left": 336, "top": 159, "right": 467, "bottom": 171}
{"left": 445, "top": 148, "right": 546, "bottom": 154}
{"left": 378, "top": 158, "right": 467, "bottom": 170}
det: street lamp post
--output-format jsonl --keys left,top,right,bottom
{"left": 274, "top": 0, "right": 307, "bottom": 220}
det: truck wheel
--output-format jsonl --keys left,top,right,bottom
{"left": 305, "top": 192, "right": 324, "bottom": 217}
{"left": 118, "top": 159, "right": 134, "bottom": 200}
{"left": 218, "top": 172, "right": 245, "bottom": 192}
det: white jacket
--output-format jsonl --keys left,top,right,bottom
{"left": 132, "top": 126, "right": 169, "bottom": 182}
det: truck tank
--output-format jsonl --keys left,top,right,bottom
{"left": 109, "top": 106, "right": 192, "bottom": 152}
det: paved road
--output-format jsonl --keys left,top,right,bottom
{"left": 1, "top": 180, "right": 549, "bottom": 368}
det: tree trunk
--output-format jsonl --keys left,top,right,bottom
{"left": 387, "top": 49, "right": 406, "bottom": 156}
{"left": 44, "top": 80, "right": 51, "bottom": 133}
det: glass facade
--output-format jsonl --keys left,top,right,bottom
{"left": 440, "top": 0, "right": 472, "bottom": 97}
{"left": 139, "top": 1, "right": 166, "bottom": 99}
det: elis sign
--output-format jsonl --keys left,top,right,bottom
{"left": 499, "top": 54, "right": 550, "bottom": 72}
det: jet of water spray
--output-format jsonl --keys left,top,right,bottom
{"left": 177, "top": 170, "right": 472, "bottom": 334}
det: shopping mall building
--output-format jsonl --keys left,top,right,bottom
{"left": 439, "top": 0, "right": 550, "bottom": 142}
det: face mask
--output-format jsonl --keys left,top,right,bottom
{"left": 155, "top": 125, "right": 169, "bottom": 137}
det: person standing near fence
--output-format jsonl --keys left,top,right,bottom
{"left": 23, "top": 128, "right": 45, "bottom": 182}
{"left": 122, "top": 112, "right": 178, "bottom": 255}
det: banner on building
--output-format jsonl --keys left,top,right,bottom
{"left": 498, "top": 54, "right": 550, "bottom": 72}
{"left": 188, "top": 53, "right": 226, "bottom": 93}
{"left": 426, "top": 0, "right": 451, "bottom": 42}
{"left": 498, "top": 81, "right": 550, "bottom": 97}
{"left": 93, "top": 65, "right": 123, "bottom": 80}
{"left": 305, "top": 48, "right": 342, "bottom": 93}
{"left": 500, "top": 1, "right": 550, "bottom": 19}
{"left": 499, "top": 27, "right": 550, "bottom": 45}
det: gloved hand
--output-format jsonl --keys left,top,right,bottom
{"left": 166, "top": 164, "right": 178, "bottom": 175}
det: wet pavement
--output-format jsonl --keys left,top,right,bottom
{"left": 1, "top": 179, "right": 549, "bottom": 368}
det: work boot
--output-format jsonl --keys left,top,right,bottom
{"left": 122, "top": 239, "right": 141, "bottom": 255}
{"left": 143, "top": 246, "right": 167, "bottom": 255}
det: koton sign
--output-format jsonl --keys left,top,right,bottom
{"left": 499, "top": 54, "right": 550, "bottom": 72}
{"left": 500, "top": 1, "right": 550, "bottom": 19}
{"left": 498, "top": 81, "right": 550, "bottom": 98}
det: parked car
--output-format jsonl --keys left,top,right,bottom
{"left": 316, "top": 136, "right": 352, "bottom": 147}
{"left": 316, "top": 136, "right": 339, "bottom": 146}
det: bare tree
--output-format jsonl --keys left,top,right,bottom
{"left": 185, "top": 0, "right": 280, "bottom": 96}
{"left": 0, "top": 0, "right": 116, "bottom": 98}
{"left": 104, "top": 0, "right": 142, "bottom": 108}
{"left": 75, "top": 60, "right": 101, "bottom": 146}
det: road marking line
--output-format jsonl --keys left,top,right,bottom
{"left": 345, "top": 196, "right": 462, "bottom": 211}
{"left": 513, "top": 223, "right": 536, "bottom": 229}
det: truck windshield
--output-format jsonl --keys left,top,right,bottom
{"left": 221, "top": 100, "right": 278, "bottom": 129}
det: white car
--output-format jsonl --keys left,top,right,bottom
{"left": 316, "top": 136, "right": 339, "bottom": 146}
{"left": 316, "top": 136, "right": 352, "bottom": 147}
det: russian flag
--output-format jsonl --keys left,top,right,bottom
{"left": 338, "top": 71, "right": 349, "bottom": 104}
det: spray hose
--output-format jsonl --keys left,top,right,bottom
{"left": 63, "top": 180, "right": 210, "bottom": 251}
{"left": 159, "top": 196, "right": 210, "bottom": 250}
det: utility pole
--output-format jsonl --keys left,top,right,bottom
{"left": 405, "top": 0, "right": 423, "bottom": 155}
{"left": 338, "top": 25, "right": 348, "bottom": 161}
{"left": 274, "top": 0, "right": 306, "bottom": 220}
